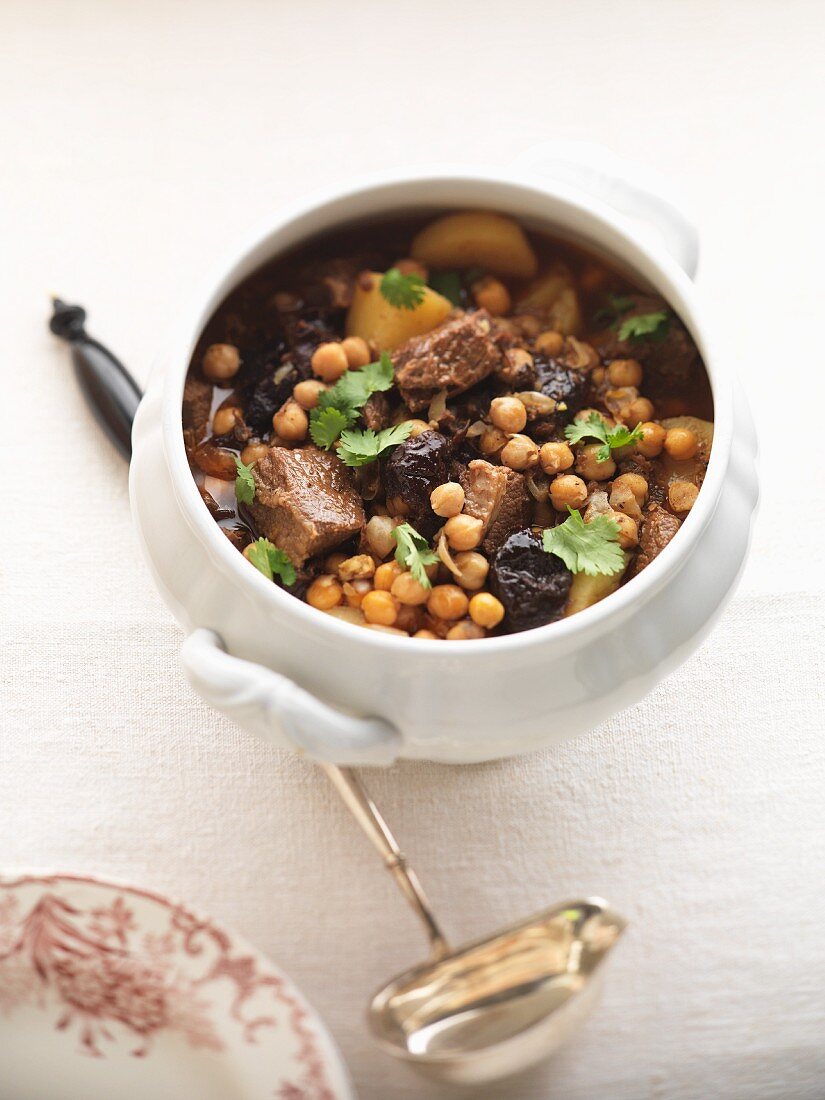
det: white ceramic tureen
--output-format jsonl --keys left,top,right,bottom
{"left": 130, "top": 142, "right": 758, "bottom": 766}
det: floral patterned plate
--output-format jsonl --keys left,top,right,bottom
{"left": 0, "top": 873, "right": 355, "bottom": 1100}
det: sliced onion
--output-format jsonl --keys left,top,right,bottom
{"left": 273, "top": 362, "right": 294, "bottom": 384}
{"left": 324, "top": 606, "right": 366, "bottom": 626}
{"left": 437, "top": 533, "right": 462, "bottom": 578}
{"left": 516, "top": 391, "right": 557, "bottom": 415}
{"left": 526, "top": 470, "right": 550, "bottom": 502}
{"left": 428, "top": 388, "right": 448, "bottom": 423}
{"left": 466, "top": 419, "right": 487, "bottom": 438}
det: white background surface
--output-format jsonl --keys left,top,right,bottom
{"left": 2, "top": 2, "right": 825, "bottom": 1097}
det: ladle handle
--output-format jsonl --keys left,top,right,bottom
{"left": 323, "top": 765, "right": 450, "bottom": 960}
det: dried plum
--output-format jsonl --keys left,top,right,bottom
{"left": 490, "top": 528, "right": 572, "bottom": 632}
{"left": 383, "top": 430, "right": 449, "bottom": 532}
{"left": 530, "top": 357, "right": 591, "bottom": 439}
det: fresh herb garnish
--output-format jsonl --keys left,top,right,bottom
{"left": 391, "top": 522, "right": 440, "bottom": 589}
{"left": 338, "top": 422, "right": 414, "bottom": 467}
{"left": 380, "top": 267, "right": 426, "bottom": 310}
{"left": 542, "top": 508, "right": 624, "bottom": 577}
{"left": 245, "top": 537, "right": 297, "bottom": 586}
{"left": 593, "top": 293, "right": 635, "bottom": 327}
{"left": 428, "top": 271, "right": 462, "bottom": 307}
{"left": 233, "top": 455, "right": 256, "bottom": 505}
{"left": 564, "top": 411, "right": 644, "bottom": 462}
{"left": 310, "top": 353, "right": 396, "bottom": 449}
{"left": 617, "top": 310, "right": 670, "bottom": 342}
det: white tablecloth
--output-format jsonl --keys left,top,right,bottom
{"left": 3, "top": 3, "right": 824, "bottom": 1097}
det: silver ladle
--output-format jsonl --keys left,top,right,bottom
{"left": 325, "top": 765, "right": 627, "bottom": 1086}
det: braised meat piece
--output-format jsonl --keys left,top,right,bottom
{"left": 249, "top": 446, "right": 365, "bottom": 567}
{"left": 182, "top": 374, "right": 212, "bottom": 452}
{"left": 490, "top": 529, "right": 573, "bottom": 632}
{"left": 460, "top": 460, "right": 531, "bottom": 555}
{"left": 392, "top": 311, "right": 503, "bottom": 412}
{"left": 384, "top": 430, "right": 449, "bottom": 533}
{"left": 361, "top": 392, "right": 392, "bottom": 431}
{"left": 630, "top": 503, "right": 681, "bottom": 577}
{"left": 595, "top": 295, "right": 700, "bottom": 402}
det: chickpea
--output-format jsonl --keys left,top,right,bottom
{"left": 325, "top": 552, "right": 348, "bottom": 573}
{"left": 612, "top": 512, "right": 639, "bottom": 549}
{"left": 539, "top": 441, "right": 575, "bottom": 475}
{"left": 608, "top": 359, "right": 643, "bottom": 387}
{"left": 501, "top": 434, "right": 539, "bottom": 472}
{"left": 374, "top": 560, "right": 404, "bottom": 591}
{"left": 502, "top": 347, "right": 534, "bottom": 381}
{"left": 468, "top": 593, "right": 505, "bottom": 629}
{"left": 446, "top": 620, "right": 486, "bottom": 640}
{"left": 636, "top": 421, "right": 667, "bottom": 458}
{"left": 396, "top": 258, "right": 428, "bottom": 280}
{"left": 408, "top": 419, "right": 432, "bottom": 438}
{"left": 293, "top": 379, "right": 327, "bottom": 410}
{"left": 202, "top": 343, "right": 241, "bottom": 382}
{"left": 452, "top": 550, "right": 489, "bottom": 591}
{"left": 472, "top": 276, "right": 511, "bottom": 316}
{"left": 213, "top": 406, "right": 241, "bottom": 437}
{"left": 413, "top": 629, "right": 439, "bottom": 640}
{"left": 479, "top": 426, "right": 508, "bottom": 456}
{"left": 576, "top": 443, "right": 616, "bottom": 481}
{"left": 365, "top": 515, "right": 398, "bottom": 559}
{"left": 490, "top": 396, "right": 528, "bottom": 434}
{"left": 343, "top": 579, "right": 373, "bottom": 608}
{"left": 341, "top": 336, "right": 371, "bottom": 369}
{"left": 550, "top": 474, "right": 588, "bottom": 511}
{"left": 273, "top": 400, "right": 308, "bottom": 442}
{"left": 591, "top": 366, "right": 606, "bottom": 387}
{"left": 338, "top": 554, "right": 376, "bottom": 582}
{"left": 361, "top": 590, "right": 399, "bottom": 626}
{"left": 395, "top": 603, "right": 424, "bottom": 633}
{"left": 427, "top": 584, "right": 469, "bottom": 621}
{"left": 669, "top": 480, "right": 699, "bottom": 512}
{"left": 627, "top": 397, "right": 655, "bottom": 424}
{"left": 444, "top": 514, "right": 484, "bottom": 551}
{"left": 391, "top": 571, "right": 430, "bottom": 606}
{"left": 535, "top": 330, "right": 564, "bottom": 356}
{"left": 430, "top": 482, "right": 465, "bottom": 518}
{"left": 664, "top": 427, "right": 699, "bottom": 460}
{"left": 307, "top": 575, "right": 343, "bottom": 611}
{"left": 612, "top": 472, "right": 648, "bottom": 505}
{"left": 311, "top": 342, "right": 349, "bottom": 383}
{"left": 240, "top": 441, "right": 269, "bottom": 465}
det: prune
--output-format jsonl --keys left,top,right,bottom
{"left": 531, "top": 357, "right": 590, "bottom": 438}
{"left": 490, "top": 528, "right": 572, "bottom": 632}
{"left": 383, "top": 430, "right": 449, "bottom": 532}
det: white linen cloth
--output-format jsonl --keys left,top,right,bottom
{"left": 2, "top": 3, "right": 824, "bottom": 1097}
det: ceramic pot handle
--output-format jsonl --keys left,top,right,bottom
{"left": 180, "top": 628, "right": 402, "bottom": 765}
{"left": 515, "top": 139, "right": 699, "bottom": 278}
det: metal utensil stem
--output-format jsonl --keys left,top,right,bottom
{"left": 322, "top": 764, "right": 450, "bottom": 960}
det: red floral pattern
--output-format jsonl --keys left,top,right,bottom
{"left": 0, "top": 876, "right": 341, "bottom": 1099}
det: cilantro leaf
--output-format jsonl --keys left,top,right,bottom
{"left": 380, "top": 267, "right": 426, "bottom": 310}
{"left": 564, "top": 412, "right": 644, "bottom": 461}
{"left": 391, "top": 522, "right": 440, "bottom": 589}
{"left": 596, "top": 422, "right": 644, "bottom": 462}
{"left": 542, "top": 509, "right": 625, "bottom": 577}
{"left": 245, "top": 538, "right": 297, "bottom": 586}
{"left": 593, "top": 293, "right": 635, "bottom": 327}
{"left": 618, "top": 310, "right": 670, "bottom": 342}
{"left": 309, "top": 406, "right": 352, "bottom": 449}
{"left": 233, "top": 455, "right": 256, "bottom": 505}
{"left": 428, "top": 271, "right": 462, "bottom": 307}
{"left": 338, "top": 422, "right": 414, "bottom": 467}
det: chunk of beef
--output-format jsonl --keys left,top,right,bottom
{"left": 459, "top": 460, "right": 531, "bottom": 555}
{"left": 392, "top": 311, "right": 503, "bottom": 413}
{"left": 249, "top": 446, "right": 365, "bottom": 567}
{"left": 490, "top": 529, "right": 573, "bottom": 633}
{"left": 595, "top": 295, "right": 701, "bottom": 402}
{"left": 383, "top": 430, "right": 449, "bottom": 533}
{"left": 182, "top": 374, "right": 212, "bottom": 452}
{"left": 361, "top": 392, "right": 392, "bottom": 431}
{"left": 530, "top": 357, "right": 591, "bottom": 438}
{"left": 630, "top": 503, "right": 681, "bottom": 577}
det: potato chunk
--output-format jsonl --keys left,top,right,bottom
{"left": 411, "top": 212, "right": 538, "bottom": 278}
{"left": 515, "top": 267, "right": 582, "bottom": 335}
{"left": 564, "top": 553, "right": 630, "bottom": 616}
{"left": 345, "top": 271, "right": 452, "bottom": 352}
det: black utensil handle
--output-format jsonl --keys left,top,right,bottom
{"left": 49, "top": 298, "right": 143, "bottom": 459}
